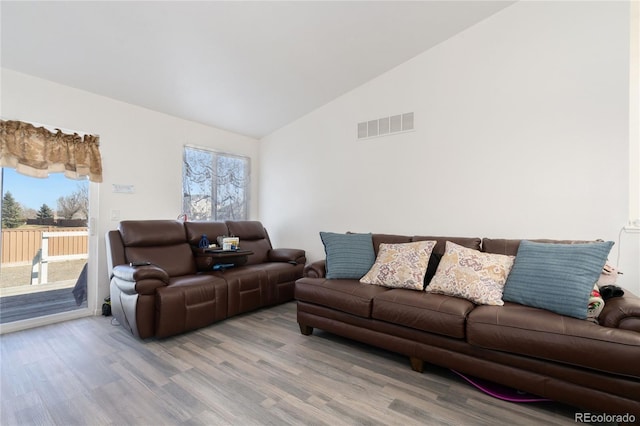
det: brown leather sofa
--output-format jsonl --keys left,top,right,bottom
{"left": 106, "top": 220, "right": 305, "bottom": 339}
{"left": 295, "top": 234, "right": 640, "bottom": 417}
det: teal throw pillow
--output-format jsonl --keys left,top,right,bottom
{"left": 320, "top": 232, "right": 376, "bottom": 279}
{"left": 502, "top": 240, "right": 614, "bottom": 319}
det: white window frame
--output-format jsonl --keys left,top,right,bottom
{"left": 182, "top": 145, "right": 250, "bottom": 221}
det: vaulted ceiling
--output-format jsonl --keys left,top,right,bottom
{"left": 1, "top": 1, "right": 514, "bottom": 138}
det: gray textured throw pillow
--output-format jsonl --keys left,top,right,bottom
{"left": 502, "top": 240, "right": 614, "bottom": 319}
{"left": 320, "top": 232, "right": 375, "bottom": 279}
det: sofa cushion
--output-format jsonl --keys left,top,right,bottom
{"left": 502, "top": 240, "right": 614, "bottom": 319}
{"left": 226, "top": 221, "right": 272, "bottom": 265}
{"left": 467, "top": 302, "right": 640, "bottom": 378}
{"left": 413, "top": 236, "right": 483, "bottom": 256}
{"left": 212, "top": 265, "right": 269, "bottom": 317}
{"left": 426, "top": 241, "right": 515, "bottom": 306}
{"left": 372, "top": 234, "right": 412, "bottom": 256}
{"left": 155, "top": 275, "right": 228, "bottom": 338}
{"left": 124, "top": 244, "right": 197, "bottom": 277}
{"left": 226, "top": 220, "right": 268, "bottom": 240}
{"left": 119, "top": 220, "right": 187, "bottom": 247}
{"left": 320, "top": 232, "right": 376, "bottom": 279}
{"left": 119, "top": 220, "right": 197, "bottom": 277}
{"left": 360, "top": 241, "right": 436, "bottom": 290}
{"left": 481, "top": 237, "right": 595, "bottom": 256}
{"left": 372, "top": 289, "right": 475, "bottom": 339}
{"left": 260, "top": 262, "right": 304, "bottom": 286}
{"left": 236, "top": 239, "right": 273, "bottom": 265}
{"left": 260, "top": 262, "right": 304, "bottom": 305}
{"left": 184, "top": 221, "right": 230, "bottom": 246}
{"left": 295, "top": 277, "right": 390, "bottom": 318}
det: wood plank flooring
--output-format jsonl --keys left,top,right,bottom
{"left": 0, "top": 288, "right": 87, "bottom": 324}
{"left": 1, "top": 302, "right": 592, "bottom": 425}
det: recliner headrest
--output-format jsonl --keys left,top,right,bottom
{"left": 119, "top": 220, "right": 187, "bottom": 247}
{"left": 225, "top": 221, "right": 267, "bottom": 240}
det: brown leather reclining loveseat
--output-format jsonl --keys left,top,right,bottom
{"left": 295, "top": 234, "right": 640, "bottom": 417}
{"left": 106, "top": 220, "right": 305, "bottom": 339}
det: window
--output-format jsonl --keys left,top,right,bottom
{"left": 1, "top": 167, "right": 90, "bottom": 326}
{"left": 182, "top": 146, "right": 250, "bottom": 221}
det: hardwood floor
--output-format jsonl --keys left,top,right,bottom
{"left": 0, "top": 287, "right": 87, "bottom": 324}
{"left": 1, "top": 302, "right": 589, "bottom": 425}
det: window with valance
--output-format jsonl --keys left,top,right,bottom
{"left": 0, "top": 120, "right": 103, "bottom": 183}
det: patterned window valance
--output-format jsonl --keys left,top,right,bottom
{"left": 0, "top": 120, "right": 103, "bottom": 182}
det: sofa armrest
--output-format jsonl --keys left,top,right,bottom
{"left": 112, "top": 264, "right": 169, "bottom": 295}
{"left": 268, "top": 248, "right": 306, "bottom": 265}
{"left": 303, "top": 260, "right": 326, "bottom": 278}
{"left": 599, "top": 291, "right": 640, "bottom": 332}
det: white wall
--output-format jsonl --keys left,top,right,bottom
{"left": 1, "top": 69, "right": 260, "bottom": 310}
{"left": 260, "top": 1, "right": 640, "bottom": 294}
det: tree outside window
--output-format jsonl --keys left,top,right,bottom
{"left": 1, "top": 192, "right": 24, "bottom": 228}
{"left": 36, "top": 204, "right": 54, "bottom": 219}
{"left": 182, "top": 146, "right": 249, "bottom": 221}
{"left": 57, "top": 185, "right": 88, "bottom": 220}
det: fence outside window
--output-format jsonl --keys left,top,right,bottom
{"left": 1, "top": 227, "right": 88, "bottom": 266}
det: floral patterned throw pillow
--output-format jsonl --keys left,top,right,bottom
{"left": 360, "top": 241, "right": 437, "bottom": 290}
{"left": 427, "top": 241, "right": 515, "bottom": 305}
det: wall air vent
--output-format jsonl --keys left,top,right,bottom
{"left": 357, "top": 112, "right": 414, "bottom": 140}
{"left": 357, "top": 122, "right": 368, "bottom": 139}
{"left": 379, "top": 117, "right": 390, "bottom": 135}
{"left": 390, "top": 115, "right": 402, "bottom": 133}
{"left": 402, "top": 112, "right": 414, "bottom": 131}
{"left": 367, "top": 120, "right": 378, "bottom": 137}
